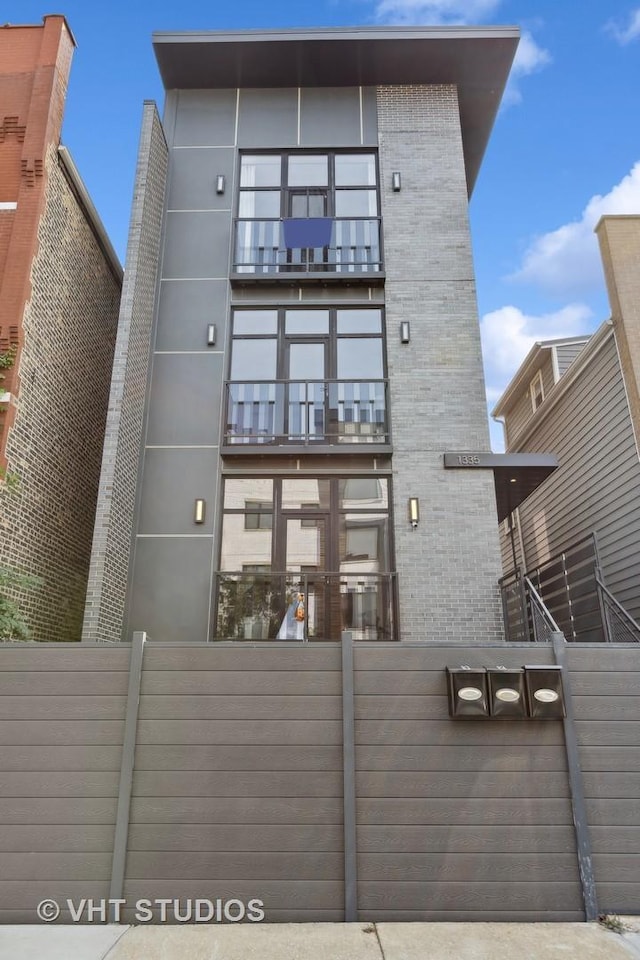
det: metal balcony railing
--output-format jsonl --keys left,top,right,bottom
{"left": 232, "top": 218, "right": 383, "bottom": 275}
{"left": 213, "top": 571, "right": 397, "bottom": 642}
{"left": 223, "top": 379, "right": 389, "bottom": 447}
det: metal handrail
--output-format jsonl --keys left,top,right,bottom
{"left": 524, "top": 575, "right": 561, "bottom": 642}
{"left": 595, "top": 574, "right": 640, "bottom": 643}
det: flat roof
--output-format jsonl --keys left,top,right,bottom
{"left": 152, "top": 26, "right": 519, "bottom": 195}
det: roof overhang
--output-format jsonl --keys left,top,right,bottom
{"left": 152, "top": 26, "right": 519, "bottom": 195}
{"left": 444, "top": 452, "right": 559, "bottom": 523}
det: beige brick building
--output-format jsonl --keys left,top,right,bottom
{"left": 0, "top": 16, "right": 122, "bottom": 641}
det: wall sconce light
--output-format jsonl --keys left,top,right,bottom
{"left": 207, "top": 324, "right": 216, "bottom": 347}
{"left": 447, "top": 667, "right": 489, "bottom": 718}
{"left": 392, "top": 171, "right": 402, "bottom": 192}
{"left": 194, "top": 499, "right": 206, "bottom": 524}
{"left": 487, "top": 668, "right": 526, "bottom": 718}
{"left": 400, "top": 321, "right": 411, "bottom": 344}
{"left": 525, "top": 666, "right": 565, "bottom": 719}
{"left": 216, "top": 174, "right": 226, "bottom": 195}
{"left": 408, "top": 497, "right": 420, "bottom": 528}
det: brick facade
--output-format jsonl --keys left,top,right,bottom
{"left": 378, "top": 85, "right": 504, "bottom": 642}
{"left": 82, "top": 103, "right": 168, "bottom": 644}
{"left": 0, "top": 17, "right": 122, "bottom": 641}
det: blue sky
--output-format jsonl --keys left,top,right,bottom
{"left": 9, "top": 0, "right": 640, "bottom": 448}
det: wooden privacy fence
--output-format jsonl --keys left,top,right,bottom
{"left": 0, "top": 638, "right": 638, "bottom": 923}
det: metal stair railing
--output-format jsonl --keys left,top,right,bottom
{"left": 524, "top": 576, "right": 561, "bottom": 642}
{"left": 596, "top": 575, "right": 640, "bottom": 644}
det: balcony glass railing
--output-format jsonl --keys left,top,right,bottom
{"left": 233, "top": 218, "right": 382, "bottom": 275}
{"left": 223, "top": 379, "right": 389, "bottom": 446}
{"left": 213, "top": 571, "right": 396, "bottom": 642}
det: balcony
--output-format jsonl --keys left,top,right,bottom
{"left": 232, "top": 217, "right": 383, "bottom": 280}
{"left": 222, "top": 379, "right": 390, "bottom": 452}
{"left": 213, "top": 571, "right": 397, "bottom": 642}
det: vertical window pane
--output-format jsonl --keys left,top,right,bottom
{"left": 337, "top": 338, "right": 383, "bottom": 379}
{"left": 285, "top": 310, "right": 329, "bottom": 335}
{"left": 240, "top": 155, "right": 282, "bottom": 187}
{"left": 335, "top": 154, "right": 376, "bottom": 186}
{"left": 233, "top": 310, "right": 278, "bottom": 335}
{"left": 238, "top": 191, "right": 280, "bottom": 218}
{"left": 220, "top": 513, "right": 272, "bottom": 569}
{"left": 281, "top": 478, "right": 331, "bottom": 510}
{"left": 288, "top": 156, "right": 328, "bottom": 186}
{"left": 336, "top": 310, "right": 382, "bottom": 334}
{"left": 340, "top": 478, "right": 388, "bottom": 509}
{"left": 335, "top": 190, "right": 378, "bottom": 217}
{"left": 230, "top": 339, "right": 277, "bottom": 380}
{"left": 224, "top": 479, "right": 273, "bottom": 509}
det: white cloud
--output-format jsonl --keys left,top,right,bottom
{"left": 371, "top": 1, "right": 551, "bottom": 104}
{"left": 510, "top": 162, "right": 640, "bottom": 297}
{"left": 373, "top": 0, "right": 500, "bottom": 25}
{"left": 605, "top": 7, "right": 640, "bottom": 44}
{"left": 503, "top": 30, "right": 552, "bottom": 106}
{"left": 480, "top": 303, "right": 594, "bottom": 396}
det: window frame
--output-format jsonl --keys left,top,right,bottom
{"left": 237, "top": 150, "right": 380, "bottom": 221}
{"left": 530, "top": 370, "right": 545, "bottom": 412}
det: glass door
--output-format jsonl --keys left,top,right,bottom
{"left": 277, "top": 514, "right": 330, "bottom": 640}
{"left": 285, "top": 340, "right": 328, "bottom": 442}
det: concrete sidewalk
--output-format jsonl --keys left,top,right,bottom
{"left": 1, "top": 921, "right": 640, "bottom": 960}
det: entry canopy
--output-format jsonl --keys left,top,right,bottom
{"left": 443, "top": 452, "right": 559, "bottom": 523}
{"left": 152, "top": 26, "right": 519, "bottom": 196}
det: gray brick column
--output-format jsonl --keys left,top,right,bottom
{"left": 378, "top": 84, "right": 503, "bottom": 642}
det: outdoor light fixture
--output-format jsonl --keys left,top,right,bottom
{"left": 487, "top": 668, "right": 526, "bottom": 718}
{"left": 392, "top": 171, "right": 401, "bottom": 192}
{"left": 408, "top": 497, "right": 420, "bottom": 528}
{"left": 446, "top": 667, "right": 489, "bottom": 718}
{"left": 216, "top": 174, "right": 226, "bottom": 195}
{"left": 207, "top": 324, "right": 216, "bottom": 347}
{"left": 525, "top": 666, "right": 566, "bottom": 719}
{"left": 194, "top": 499, "right": 206, "bottom": 524}
{"left": 446, "top": 664, "right": 566, "bottom": 720}
{"left": 400, "top": 321, "right": 411, "bottom": 344}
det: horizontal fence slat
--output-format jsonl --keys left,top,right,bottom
{"left": 130, "top": 797, "right": 343, "bottom": 825}
{"left": 0, "top": 746, "right": 122, "bottom": 771}
{"left": 358, "top": 881, "right": 583, "bottom": 911}
{"left": 128, "top": 823, "right": 343, "bottom": 852}
{"left": 136, "top": 720, "right": 342, "bottom": 745}
{"left": 355, "top": 745, "right": 568, "bottom": 772}
{"left": 0, "top": 672, "right": 129, "bottom": 696}
{"left": 358, "top": 825, "right": 576, "bottom": 853}
{"left": 356, "top": 798, "right": 572, "bottom": 826}
{"left": 355, "top": 772, "right": 569, "bottom": 799}
{"left": 138, "top": 695, "right": 341, "bottom": 721}
{"left": 0, "top": 696, "right": 126, "bottom": 721}
{"left": 0, "top": 799, "right": 117, "bottom": 825}
{"left": 134, "top": 745, "right": 341, "bottom": 771}
{"left": 142, "top": 670, "right": 341, "bottom": 696}
{"left": 0, "top": 721, "right": 124, "bottom": 746}
{"left": 1, "top": 772, "right": 119, "bottom": 798}
{"left": 131, "top": 771, "right": 342, "bottom": 798}
{"left": 2, "top": 853, "right": 112, "bottom": 881}
{"left": 0, "top": 825, "right": 115, "bottom": 853}
{"left": 126, "top": 852, "right": 342, "bottom": 881}
{"left": 359, "top": 853, "right": 579, "bottom": 883}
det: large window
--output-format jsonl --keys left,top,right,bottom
{"left": 234, "top": 152, "right": 381, "bottom": 275}
{"left": 215, "top": 476, "right": 395, "bottom": 641}
{"left": 239, "top": 152, "right": 378, "bottom": 219}
{"left": 225, "top": 307, "right": 388, "bottom": 445}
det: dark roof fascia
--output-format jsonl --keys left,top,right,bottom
{"left": 152, "top": 26, "right": 519, "bottom": 196}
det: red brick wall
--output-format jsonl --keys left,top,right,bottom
{"left": 0, "top": 15, "right": 75, "bottom": 465}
